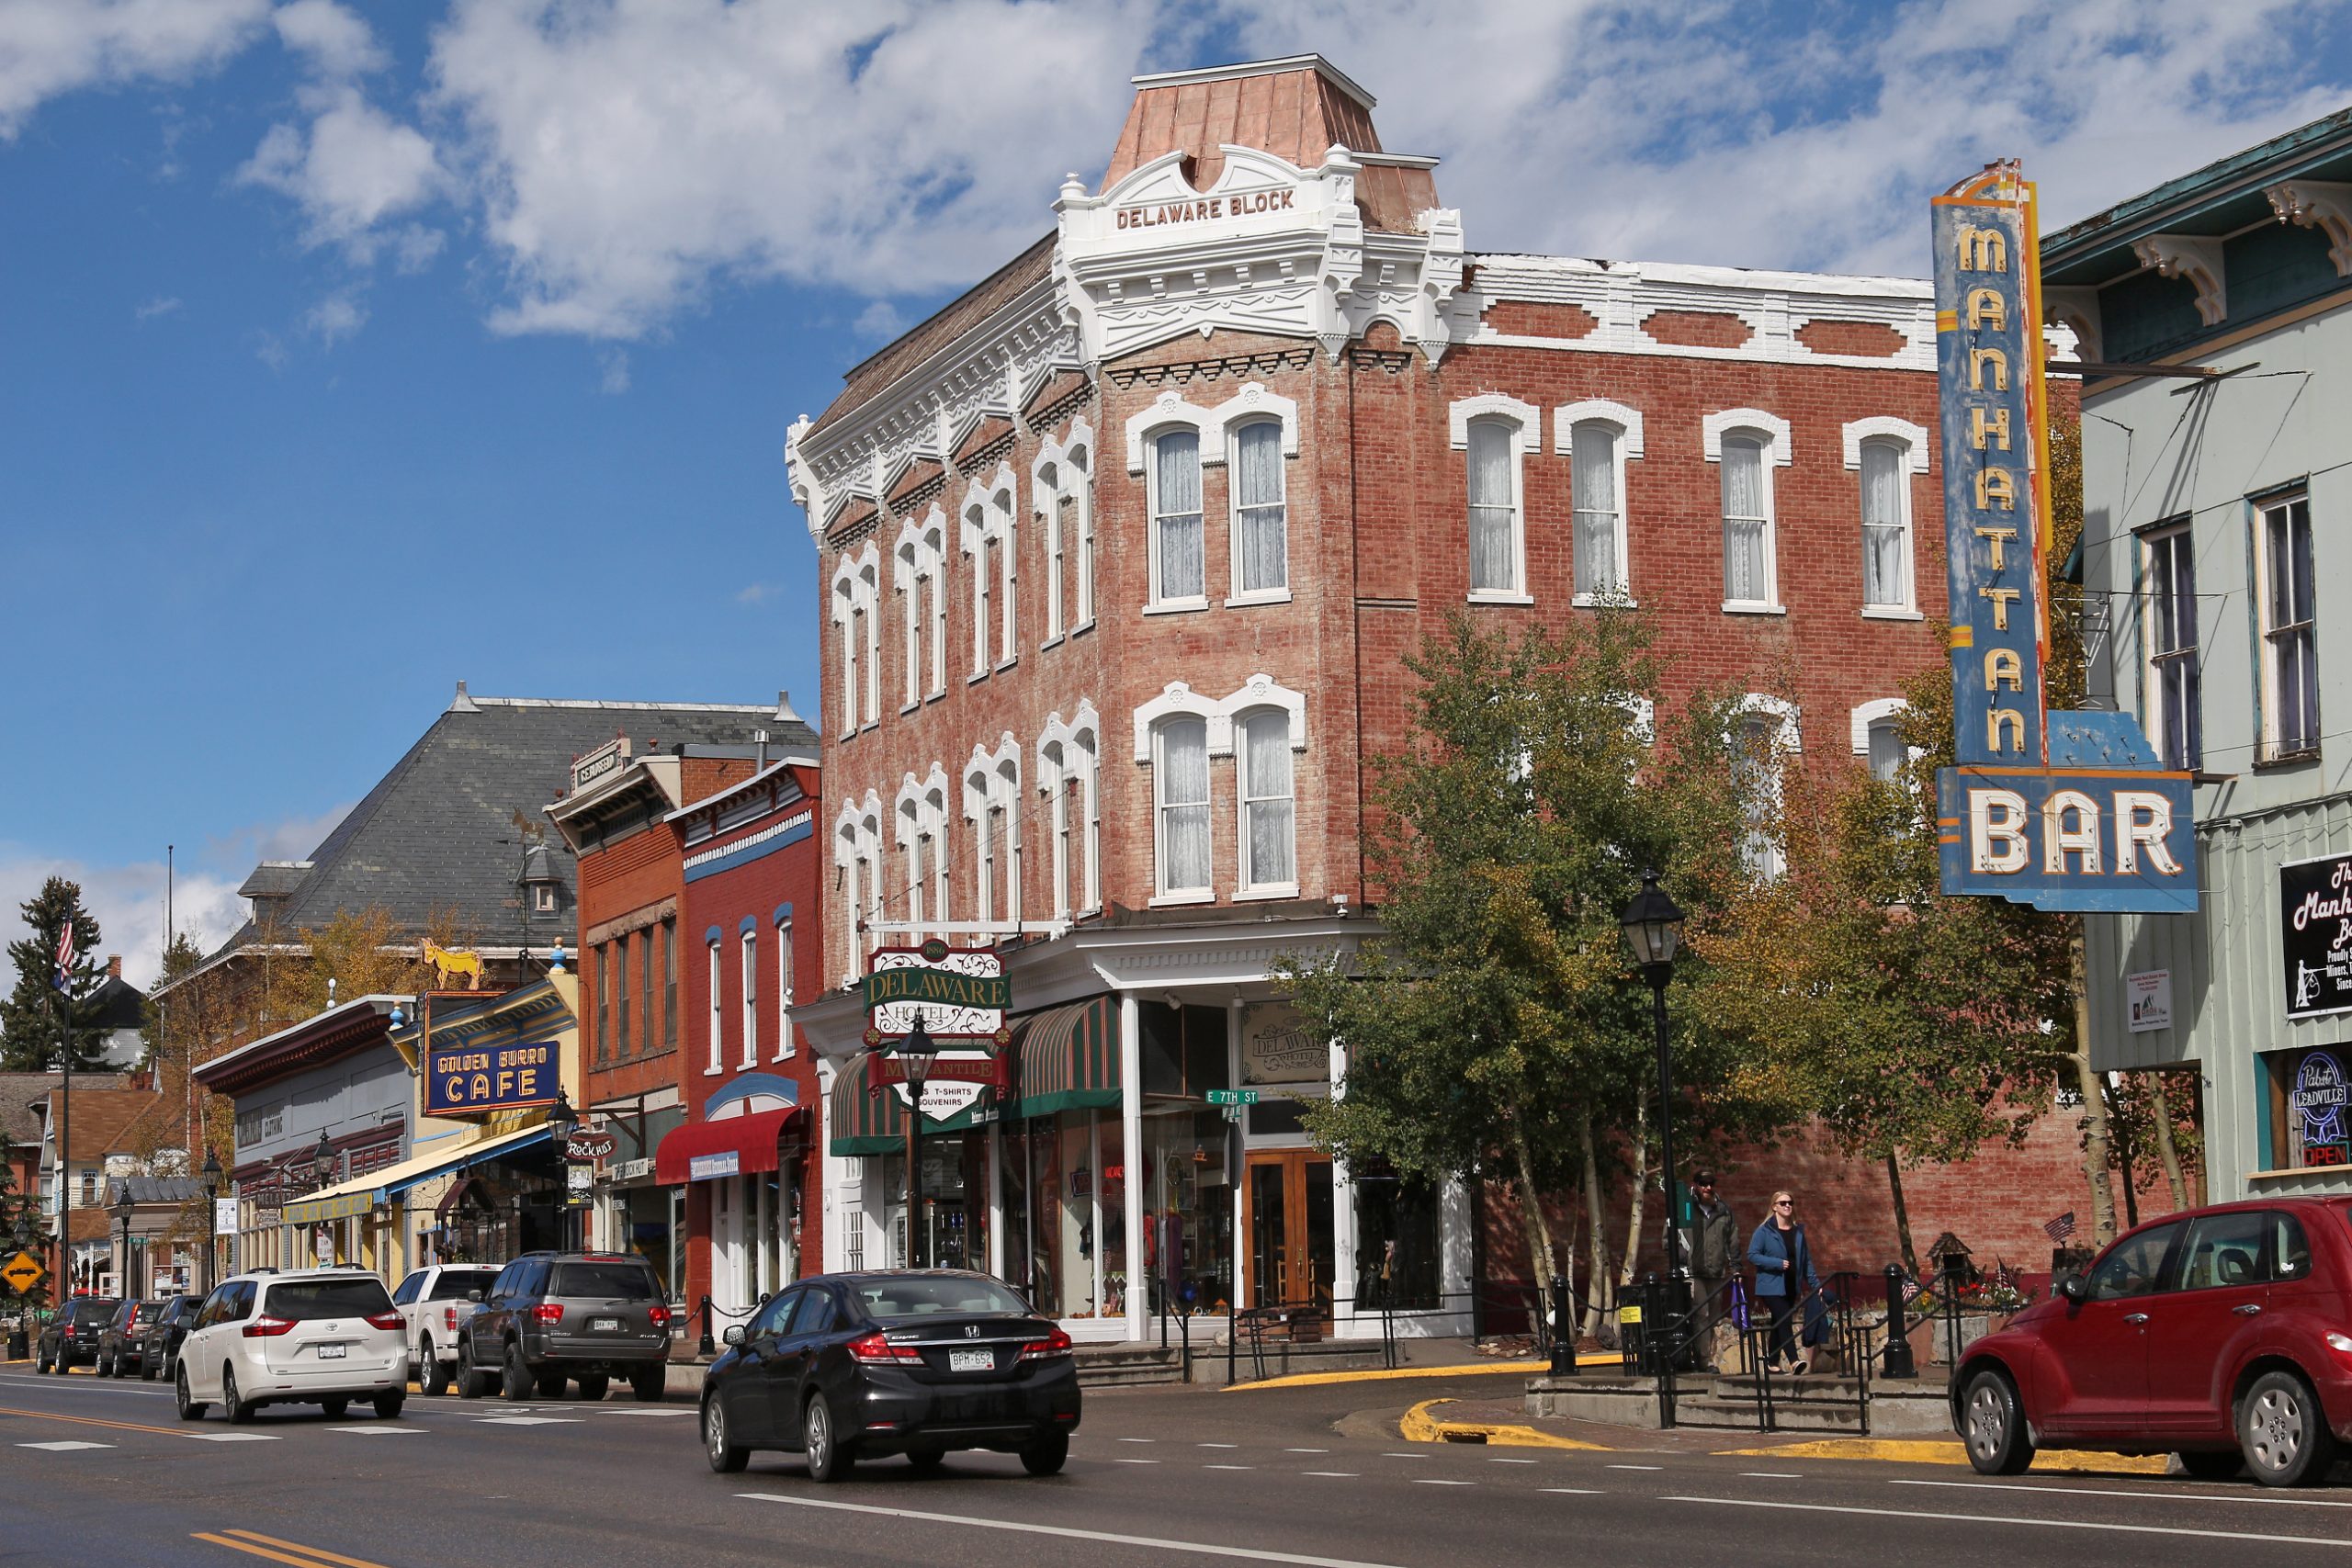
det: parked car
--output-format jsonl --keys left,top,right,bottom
{"left": 391, "top": 1263, "right": 502, "bottom": 1396}
{"left": 97, "top": 1298, "right": 170, "bottom": 1378}
{"left": 1954, "top": 1197, "right": 2352, "bottom": 1486}
{"left": 35, "top": 1297, "right": 120, "bottom": 1373}
{"left": 698, "top": 1269, "right": 1079, "bottom": 1481}
{"left": 459, "top": 1252, "right": 673, "bottom": 1403}
{"left": 138, "top": 1294, "right": 205, "bottom": 1382}
{"left": 173, "top": 1269, "right": 408, "bottom": 1424}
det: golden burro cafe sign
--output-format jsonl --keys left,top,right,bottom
{"left": 1932, "top": 163, "right": 2197, "bottom": 915}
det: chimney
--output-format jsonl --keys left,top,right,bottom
{"left": 754, "top": 729, "right": 770, "bottom": 770}
{"left": 107, "top": 955, "right": 122, "bottom": 980}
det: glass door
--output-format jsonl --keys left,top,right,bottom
{"left": 1244, "top": 1151, "right": 1335, "bottom": 1308}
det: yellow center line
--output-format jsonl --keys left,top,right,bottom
{"left": 192, "top": 1534, "right": 344, "bottom": 1568}
{"left": 0, "top": 1404, "right": 191, "bottom": 1438}
{"left": 220, "top": 1529, "right": 393, "bottom": 1568}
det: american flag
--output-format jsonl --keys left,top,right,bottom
{"left": 2042, "top": 1211, "right": 2077, "bottom": 1243}
{"left": 1900, "top": 1275, "right": 1924, "bottom": 1304}
{"left": 51, "top": 919, "right": 75, "bottom": 992}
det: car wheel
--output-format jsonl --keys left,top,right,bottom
{"left": 502, "top": 1342, "right": 535, "bottom": 1402}
{"left": 96, "top": 1351, "right": 112, "bottom": 1379}
{"left": 33, "top": 1346, "right": 49, "bottom": 1374}
{"left": 419, "top": 1338, "right": 448, "bottom": 1397}
{"left": 175, "top": 1366, "right": 209, "bottom": 1422}
{"left": 2241, "top": 1370, "right": 2336, "bottom": 1487}
{"left": 704, "top": 1396, "right": 748, "bottom": 1474}
{"left": 2178, "top": 1450, "right": 2243, "bottom": 1481}
{"left": 222, "top": 1366, "right": 255, "bottom": 1425}
{"left": 322, "top": 1398, "right": 349, "bottom": 1419}
{"left": 141, "top": 1354, "right": 158, "bottom": 1382}
{"left": 1020, "top": 1432, "right": 1069, "bottom": 1476}
{"left": 458, "top": 1343, "right": 489, "bottom": 1399}
{"left": 373, "top": 1392, "right": 404, "bottom": 1420}
{"left": 630, "top": 1362, "right": 666, "bottom": 1403}
{"left": 576, "top": 1373, "right": 609, "bottom": 1403}
{"left": 1961, "top": 1370, "right": 2033, "bottom": 1476}
{"left": 804, "top": 1393, "right": 853, "bottom": 1483}
{"left": 907, "top": 1447, "right": 946, "bottom": 1474}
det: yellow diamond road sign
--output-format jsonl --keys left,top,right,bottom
{"left": 1, "top": 1250, "right": 45, "bottom": 1292}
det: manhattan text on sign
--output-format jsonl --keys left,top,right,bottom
{"left": 1930, "top": 164, "right": 2195, "bottom": 913}
{"left": 424, "top": 1039, "right": 560, "bottom": 1117}
{"left": 2280, "top": 852, "right": 2352, "bottom": 1020}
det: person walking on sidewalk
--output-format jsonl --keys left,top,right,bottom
{"left": 1686, "top": 1171, "right": 1736, "bottom": 1371}
{"left": 1747, "top": 1190, "right": 1819, "bottom": 1375}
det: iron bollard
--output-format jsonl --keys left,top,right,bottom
{"left": 1882, "top": 1264, "right": 1916, "bottom": 1379}
{"left": 698, "top": 1293, "right": 716, "bottom": 1359}
{"left": 1549, "top": 1273, "right": 1577, "bottom": 1377}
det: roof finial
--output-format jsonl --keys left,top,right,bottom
{"left": 449, "top": 679, "right": 481, "bottom": 714}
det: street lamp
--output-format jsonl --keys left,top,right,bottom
{"left": 1621, "top": 870, "right": 1688, "bottom": 1280}
{"left": 200, "top": 1147, "right": 222, "bottom": 1294}
{"left": 898, "top": 1013, "right": 938, "bottom": 1269}
{"left": 311, "top": 1130, "right": 336, "bottom": 1191}
{"left": 112, "top": 1185, "right": 134, "bottom": 1299}
{"left": 547, "top": 1090, "right": 581, "bottom": 1251}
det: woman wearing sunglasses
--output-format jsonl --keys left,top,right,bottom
{"left": 1747, "top": 1191, "right": 1820, "bottom": 1375}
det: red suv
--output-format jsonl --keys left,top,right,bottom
{"left": 1954, "top": 1198, "right": 2352, "bottom": 1486}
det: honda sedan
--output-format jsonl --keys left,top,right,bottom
{"left": 1954, "top": 1197, "right": 2352, "bottom": 1485}
{"left": 699, "top": 1270, "right": 1080, "bottom": 1480}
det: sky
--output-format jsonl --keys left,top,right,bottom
{"left": 6, "top": 0, "right": 2352, "bottom": 985}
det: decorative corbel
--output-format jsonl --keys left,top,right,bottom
{"left": 2131, "top": 233, "right": 2225, "bottom": 326}
{"left": 2041, "top": 286, "right": 2102, "bottom": 364}
{"left": 2266, "top": 178, "right": 2352, "bottom": 277}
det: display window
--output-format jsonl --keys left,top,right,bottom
{"left": 2269, "top": 1046, "right": 2350, "bottom": 1169}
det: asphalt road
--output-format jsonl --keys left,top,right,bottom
{"left": 6, "top": 1365, "right": 2350, "bottom": 1568}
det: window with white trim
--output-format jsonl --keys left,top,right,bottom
{"left": 1040, "top": 460, "right": 1066, "bottom": 643}
{"left": 1153, "top": 716, "right": 1212, "bottom": 897}
{"left": 2142, "top": 521, "right": 2200, "bottom": 771}
{"left": 707, "top": 936, "right": 724, "bottom": 1073}
{"left": 1721, "top": 434, "right": 1777, "bottom": 609}
{"left": 1466, "top": 419, "right": 1521, "bottom": 595}
{"left": 995, "top": 491, "right": 1017, "bottom": 666}
{"left": 998, "top": 758, "right": 1023, "bottom": 926}
{"left": 2257, "top": 492, "right": 2318, "bottom": 760}
{"left": 1866, "top": 718, "right": 1905, "bottom": 783}
{"left": 1733, "top": 700, "right": 1797, "bottom": 881}
{"left": 922, "top": 516, "right": 946, "bottom": 696}
{"left": 1076, "top": 725, "right": 1101, "bottom": 912}
{"left": 833, "top": 580, "right": 858, "bottom": 736}
{"left": 899, "top": 798, "right": 924, "bottom": 937}
{"left": 1860, "top": 437, "right": 1913, "bottom": 611}
{"left": 898, "top": 539, "right": 922, "bottom": 707}
{"left": 740, "top": 929, "right": 758, "bottom": 1068}
{"left": 775, "top": 916, "right": 795, "bottom": 1057}
{"left": 969, "top": 767, "right": 996, "bottom": 921}
{"left": 1071, "top": 443, "right": 1096, "bottom": 628}
{"left": 1236, "top": 709, "right": 1296, "bottom": 892}
{"left": 1150, "top": 430, "right": 1206, "bottom": 605}
{"left": 860, "top": 808, "right": 884, "bottom": 966}
{"left": 1569, "top": 420, "right": 1628, "bottom": 601}
{"left": 1231, "top": 420, "right": 1287, "bottom": 597}
{"left": 1042, "top": 739, "right": 1072, "bottom": 919}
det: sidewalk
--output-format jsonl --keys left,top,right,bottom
{"left": 1221, "top": 1340, "right": 1620, "bottom": 1392}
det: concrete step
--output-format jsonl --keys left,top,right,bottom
{"left": 1075, "top": 1345, "right": 1188, "bottom": 1389}
{"left": 1673, "top": 1395, "right": 1868, "bottom": 1433}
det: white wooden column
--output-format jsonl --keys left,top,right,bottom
{"left": 986, "top": 1117, "right": 1005, "bottom": 1279}
{"left": 1329, "top": 1033, "right": 1357, "bottom": 1327}
{"left": 1120, "top": 993, "right": 1146, "bottom": 1340}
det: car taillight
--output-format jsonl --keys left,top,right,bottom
{"left": 444, "top": 1307, "right": 458, "bottom": 1333}
{"left": 365, "top": 1310, "right": 402, "bottom": 1331}
{"left": 1018, "top": 1327, "right": 1074, "bottom": 1362}
{"left": 242, "top": 1315, "right": 296, "bottom": 1338}
{"left": 846, "top": 1330, "right": 923, "bottom": 1365}
{"left": 530, "top": 1303, "right": 564, "bottom": 1325}
{"left": 649, "top": 1305, "right": 672, "bottom": 1330}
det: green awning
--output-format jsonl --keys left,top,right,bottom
{"left": 1011, "top": 997, "right": 1120, "bottom": 1119}
{"left": 828, "top": 1051, "right": 982, "bottom": 1156}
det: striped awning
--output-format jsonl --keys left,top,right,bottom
{"left": 1012, "top": 997, "right": 1119, "bottom": 1119}
{"left": 828, "top": 1052, "right": 982, "bottom": 1156}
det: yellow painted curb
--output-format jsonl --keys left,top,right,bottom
{"left": 1711, "top": 1437, "right": 2167, "bottom": 1474}
{"left": 1221, "top": 1354, "right": 1615, "bottom": 1392}
{"left": 1400, "top": 1397, "right": 1613, "bottom": 1450}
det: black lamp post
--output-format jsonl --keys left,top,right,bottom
{"left": 311, "top": 1130, "right": 335, "bottom": 1191}
{"left": 200, "top": 1146, "right": 221, "bottom": 1294}
{"left": 112, "top": 1185, "right": 135, "bottom": 1298}
{"left": 1621, "top": 870, "right": 1689, "bottom": 1281}
{"left": 547, "top": 1090, "right": 581, "bottom": 1251}
{"left": 898, "top": 1013, "right": 938, "bottom": 1269}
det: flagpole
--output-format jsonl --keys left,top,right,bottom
{"left": 53, "top": 980, "right": 69, "bottom": 1293}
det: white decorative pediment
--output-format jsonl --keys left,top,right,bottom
{"left": 1124, "top": 382, "right": 1300, "bottom": 473}
{"left": 1702, "top": 409, "right": 1792, "bottom": 466}
{"left": 1849, "top": 696, "right": 1908, "bottom": 755}
{"left": 1446, "top": 393, "right": 1539, "bottom": 448}
{"left": 1839, "top": 416, "right": 1929, "bottom": 473}
{"left": 1553, "top": 399, "right": 1645, "bottom": 458}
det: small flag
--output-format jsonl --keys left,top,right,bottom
{"left": 52, "top": 919, "right": 75, "bottom": 992}
{"left": 2042, "top": 1211, "right": 2077, "bottom": 1243}
{"left": 1900, "top": 1276, "right": 1923, "bottom": 1304}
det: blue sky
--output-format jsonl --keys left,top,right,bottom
{"left": 6, "top": 0, "right": 2351, "bottom": 981}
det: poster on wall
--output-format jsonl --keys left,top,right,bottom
{"left": 2280, "top": 852, "right": 2352, "bottom": 1020}
{"left": 2124, "top": 971, "right": 2172, "bottom": 1033}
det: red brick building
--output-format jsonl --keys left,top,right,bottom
{"left": 786, "top": 55, "right": 2078, "bottom": 1339}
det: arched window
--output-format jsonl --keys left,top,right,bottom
{"left": 923, "top": 515, "right": 947, "bottom": 695}
{"left": 1069, "top": 441, "right": 1095, "bottom": 629}
{"left": 1236, "top": 708, "right": 1296, "bottom": 893}
{"left": 1720, "top": 434, "right": 1776, "bottom": 609}
{"left": 1860, "top": 437, "right": 1912, "bottom": 611}
{"left": 964, "top": 501, "right": 991, "bottom": 677}
{"left": 1153, "top": 716, "right": 1212, "bottom": 897}
{"left": 896, "top": 536, "right": 922, "bottom": 709}
{"left": 834, "top": 821, "right": 860, "bottom": 985}
{"left": 998, "top": 756, "right": 1023, "bottom": 927}
{"left": 967, "top": 766, "right": 996, "bottom": 921}
{"left": 707, "top": 933, "right": 724, "bottom": 1074}
{"left": 1231, "top": 420, "right": 1287, "bottom": 598}
{"left": 1038, "top": 458, "right": 1065, "bottom": 644}
{"left": 1075, "top": 724, "right": 1101, "bottom": 912}
{"left": 1570, "top": 421, "right": 1628, "bottom": 601}
{"left": 1150, "top": 429, "right": 1205, "bottom": 605}
{"left": 1040, "top": 739, "right": 1071, "bottom": 919}
{"left": 831, "top": 577, "right": 858, "bottom": 737}
{"left": 899, "top": 796, "right": 925, "bottom": 936}
{"left": 740, "top": 926, "right": 758, "bottom": 1068}
{"left": 1732, "top": 697, "right": 1799, "bottom": 881}
{"left": 773, "top": 910, "right": 794, "bottom": 1058}
{"left": 1466, "top": 419, "right": 1521, "bottom": 595}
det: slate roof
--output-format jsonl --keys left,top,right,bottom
{"left": 104, "top": 1175, "right": 201, "bottom": 1206}
{"left": 210, "top": 689, "right": 815, "bottom": 956}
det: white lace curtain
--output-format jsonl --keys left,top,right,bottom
{"left": 1234, "top": 423, "right": 1287, "bottom": 593}
{"left": 1240, "top": 712, "right": 1295, "bottom": 887}
{"left": 1860, "top": 440, "right": 1906, "bottom": 607}
{"left": 1157, "top": 718, "right": 1211, "bottom": 892}
{"left": 1721, "top": 437, "right": 1769, "bottom": 604}
{"left": 1571, "top": 422, "right": 1622, "bottom": 596}
{"left": 1154, "top": 432, "right": 1204, "bottom": 600}
{"left": 1467, "top": 421, "right": 1516, "bottom": 592}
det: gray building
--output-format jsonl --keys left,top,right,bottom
{"left": 2053, "top": 107, "right": 2352, "bottom": 1198}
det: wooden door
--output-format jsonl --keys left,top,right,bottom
{"left": 1242, "top": 1151, "right": 1335, "bottom": 1308}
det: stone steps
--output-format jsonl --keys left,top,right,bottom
{"left": 1075, "top": 1344, "right": 1189, "bottom": 1389}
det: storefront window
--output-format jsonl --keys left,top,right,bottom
{"left": 2273, "top": 1047, "right": 2350, "bottom": 1169}
{"left": 1352, "top": 1171, "right": 1442, "bottom": 1311}
{"left": 1141, "top": 1108, "right": 1234, "bottom": 1314}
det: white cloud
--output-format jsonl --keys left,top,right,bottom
{"left": 307, "top": 288, "right": 368, "bottom": 344}
{"left": 239, "top": 85, "right": 445, "bottom": 263}
{"left": 735, "top": 581, "right": 777, "bottom": 605}
{"left": 0, "top": 0, "right": 270, "bottom": 140}
{"left": 854, "top": 299, "right": 906, "bottom": 340}
{"left": 390, "top": 222, "right": 446, "bottom": 273}
{"left": 134, "top": 295, "right": 182, "bottom": 320}
{"left": 272, "top": 0, "right": 386, "bottom": 81}
{"left": 0, "top": 853, "right": 234, "bottom": 991}
{"left": 597, "top": 345, "right": 630, "bottom": 394}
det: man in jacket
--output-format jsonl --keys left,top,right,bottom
{"left": 1685, "top": 1171, "right": 1736, "bottom": 1371}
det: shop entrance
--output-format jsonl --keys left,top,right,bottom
{"left": 1243, "top": 1151, "right": 1333, "bottom": 1309}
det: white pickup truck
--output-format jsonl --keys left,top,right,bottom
{"left": 391, "top": 1263, "right": 503, "bottom": 1396}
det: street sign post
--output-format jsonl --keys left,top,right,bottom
{"left": 4, "top": 1250, "right": 48, "bottom": 1292}
{"left": 1205, "top": 1089, "right": 1259, "bottom": 1105}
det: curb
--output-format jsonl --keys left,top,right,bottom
{"left": 1709, "top": 1437, "right": 2169, "bottom": 1473}
{"left": 1222, "top": 1354, "right": 1617, "bottom": 1393}
{"left": 1399, "top": 1397, "right": 1613, "bottom": 1450}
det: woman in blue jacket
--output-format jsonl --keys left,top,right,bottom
{"left": 1747, "top": 1190, "right": 1820, "bottom": 1374}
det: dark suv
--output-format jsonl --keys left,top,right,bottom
{"left": 458, "top": 1252, "right": 673, "bottom": 1403}
{"left": 36, "top": 1297, "right": 121, "bottom": 1372}
{"left": 97, "top": 1299, "right": 169, "bottom": 1378}
{"left": 138, "top": 1294, "right": 205, "bottom": 1382}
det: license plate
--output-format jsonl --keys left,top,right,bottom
{"left": 949, "top": 1349, "right": 993, "bottom": 1372}
{"left": 592, "top": 1317, "right": 621, "bottom": 1333}
{"left": 316, "top": 1343, "right": 347, "bottom": 1359}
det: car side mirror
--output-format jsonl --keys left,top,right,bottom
{"left": 2056, "top": 1274, "right": 2088, "bottom": 1304}
{"left": 723, "top": 1325, "right": 745, "bottom": 1348}
{"left": 467, "top": 1290, "right": 483, "bottom": 1303}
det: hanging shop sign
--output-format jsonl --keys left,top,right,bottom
{"left": 1930, "top": 162, "right": 2196, "bottom": 914}
{"left": 564, "top": 1130, "right": 619, "bottom": 1164}
{"left": 2280, "top": 852, "right": 2352, "bottom": 1020}
{"left": 863, "top": 940, "right": 1012, "bottom": 1044}
{"left": 424, "top": 1039, "right": 561, "bottom": 1117}
{"left": 1241, "top": 1003, "right": 1325, "bottom": 1085}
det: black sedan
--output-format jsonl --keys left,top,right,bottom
{"left": 699, "top": 1270, "right": 1079, "bottom": 1481}
{"left": 136, "top": 1294, "right": 204, "bottom": 1382}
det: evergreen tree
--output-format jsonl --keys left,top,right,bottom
{"left": 1, "top": 878, "right": 107, "bottom": 1072}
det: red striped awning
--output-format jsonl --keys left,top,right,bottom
{"left": 655, "top": 1108, "right": 800, "bottom": 1185}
